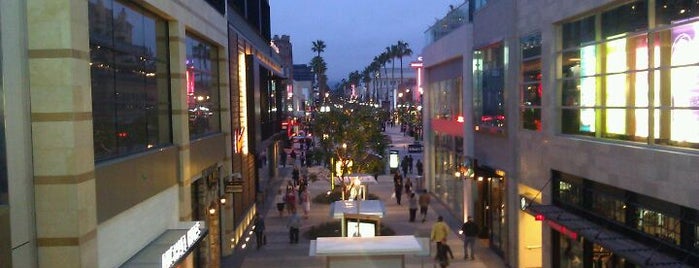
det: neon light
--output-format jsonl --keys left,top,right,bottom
{"left": 580, "top": 45, "right": 596, "bottom": 133}
{"left": 605, "top": 38, "right": 627, "bottom": 135}
{"left": 547, "top": 220, "right": 578, "bottom": 240}
{"left": 238, "top": 52, "right": 249, "bottom": 154}
{"left": 671, "top": 21, "right": 699, "bottom": 143}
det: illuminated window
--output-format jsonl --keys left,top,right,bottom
{"left": 520, "top": 32, "right": 542, "bottom": 131}
{"left": 636, "top": 208, "right": 681, "bottom": 245}
{"left": 559, "top": 0, "right": 699, "bottom": 149}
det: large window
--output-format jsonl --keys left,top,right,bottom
{"left": 520, "top": 32, "right": 542, "bottom": 131}
{"left": 559, "top": 0, "right": 699, "bottom": 149}
{"left": 429, "top": 78, "right": 462, "bottom": 120}
{"left": 89, "top": 0, "right": 171, "bottom": 161}
{"left": 186, "top": 35, "right": 220, "bottom": 139}
{"left": 474, "top": 43, "right": 505, "bottom": 132}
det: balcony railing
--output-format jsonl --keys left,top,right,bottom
{"left": 424, "top": 2, "right": 470, "bottom": 45}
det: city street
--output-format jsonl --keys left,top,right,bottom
{"left": 222, "top": 125, "right": 507, "bottom": 268}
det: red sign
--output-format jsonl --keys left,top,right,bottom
{"left": 546, "top": 220, "right": 578, "bottom": 240}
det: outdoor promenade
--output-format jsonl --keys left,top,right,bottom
{"left": 222, "top": 125, "right": 508, "bottom": 268}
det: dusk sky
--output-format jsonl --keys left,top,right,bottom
{"left": 270, "top": 0, "right": 465, "bottom": 84}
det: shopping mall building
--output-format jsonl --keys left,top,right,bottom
{"left": 422, "top": 0, "right": 699, "bottom": 267}
{"left": 0, "top": 0, "right": 284, "bottom": 267}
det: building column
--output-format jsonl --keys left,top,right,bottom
{"left": 27, "top": 0, "right": 97, "bottom": 267}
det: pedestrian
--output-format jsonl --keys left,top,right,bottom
{"left": 416, "top": 159, "right": 423, "bottom": 176}
{"left": 461, "top": 216, "right": 479, "bottom": 260}
{"left": 436, "top": 242, "right": 454, "bottom": 268}
{"left": 275, "top": 189, "right": 285, "bottom": 217}
{"left": 419, "top": 190, "right": 431, "bottom": 222}
{"left": 404, "top": 178, "right": 413, "bottom": 195}
{"left": 280, "top": 150, "right": 287, "bottom": 167}
{"left": 460, "top": 216, "right": 479, "bottom": 260}
{"left": 287, "top": 209, "right": 301, "bottom": 244}
{"left": 285, "top": 187, "right": 296, "bottom": 215}
{"left": 408, "top": 155, "right": 414, "bottom": 174}
{"left": 253, "top": 214, "right": 266, "bottom": 249}
{"left": 290, "top": 150, "right": 297, "bottom": 161}
{"left": 292, "top": 166, "right": 300, "bottom": 185}
{"left": 430, "top": 216, "right": 449, "bottom": 250}
{"left": 394, "top": 174, "right": 403, "bottom": 205}
{"left": 301, "top": 189, "right": 311, "bottom": 219}
{"left": 401, "top": 156, "right": 409, "bottom": 176}
{"left": 408, "top": 193, "right": 418, "bottom": 222}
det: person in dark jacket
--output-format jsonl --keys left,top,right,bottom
{"left": 460, "top": 216, "right": 479, "bottom": 260}
{"left": 253, "top": 214, "right": 266, "bottom": 249}
{"left": 436, "top": 242, "right": 454, "bottom": 267}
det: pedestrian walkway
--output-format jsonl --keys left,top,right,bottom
{"left": 221, "top": 125, "right": 508, "bottom": 268}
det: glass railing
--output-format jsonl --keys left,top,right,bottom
{"left": 424, "top": 1, "right": 470, "bottom": 45}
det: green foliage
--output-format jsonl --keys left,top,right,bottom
{"left": 312, "top": 187, "right": 380, "bottom": 204}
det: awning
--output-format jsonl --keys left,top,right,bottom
{"left": 121, "top": 221, "right": 208, "bottom": 268}
{"left": 528, "top": 204, "right": 693, "bottom": 268}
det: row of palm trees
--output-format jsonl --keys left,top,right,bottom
{"left": 358, "top": 40, "right": 413, "bottom": 102}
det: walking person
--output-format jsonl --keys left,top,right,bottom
{"left": 301, "top": 189, "right": 311, "bottom": 219}
{"left": 436, "top": 242, "right": 454, "bottom": 268}
{"left": 419, "top": 189, "right": 431, "bottom": 222}
{"left": 253, "top": 214, "right": 266, "bottom": 250}
{"left": 430, "top": 216, "right": 449, "bottom": 250}
{"left": 416, "top": 159, "right": 423, "bottom": 176}
{"left": 408, "top": 193, "right": 418, "bottom": 222}
{"left": 404, "top": 178, "right": 413, "bottom": 195}
{"left": 275, "top": 189, "right": 285, "bottom": 217}
{"left": 287, "top": 209, "right": 301, "bottom": 244}
{"left": 394, "top": 174, "right": 403, "bottom": 205}
{"left": 285, "top": 187, "right": 296, "bottom": 215}
{"left": 461, "top": 216, "right": 479, "bottom": 260}
{"left": 407, "top": 155, "right": 414, "bottom": 174}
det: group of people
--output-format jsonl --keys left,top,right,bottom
{"left": 400, "top": 155, "right": 423, "bottom": 176}
{"left": 430, "top": 216, "right": 481, "bottom": 267}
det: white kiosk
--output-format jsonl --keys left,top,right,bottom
{"left": 310, "top": 235, "right": 423, "bottom": 268}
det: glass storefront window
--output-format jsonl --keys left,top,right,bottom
{"left": 89, "top": 0, "right": 172, "bottom": 161}
{"left": 429, "top": 78, "right": 462, "bottom": 120}
{"left": 473, "top": 44, "right": 505, "bottom": 132}
{"left": 186, "top": 35, "right": 221, "bottom": 138}
{"left": 559, "top": 3, "right": 699, "bottom": 149}
{"left": 558, "top": 235, "right": 583, "bottom": 268}
{"left": 432, "top": 134, "right": 464, "bottom": 220}
{"left": 636, "top": 208, "right": 681, "bottom": 245}
{"left": 591, "top": 192, "right": 625, "bottom": 223}
{"left": 520, "top": 32, "right": 542, "bottom": 131}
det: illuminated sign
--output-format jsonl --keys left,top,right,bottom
{"left": 234, "top": 127, "right": 245, "bottom": 154}
{"left": 389, "top": 151, "right": 399, "bottom": 169}
{"left": 547, "top": 219, "right": 578, "bottom": 240}
{"left": 161, "top": 222, "right": 203, "bottom": 268}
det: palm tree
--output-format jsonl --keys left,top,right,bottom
{"left": 312, "top": 40, "right": 326, "bottom": 57}
{"left": 386, "top": 45, "right": 398, "bottom": 100}
{"left": 395, "top": 41, "right": 413, "bottom": 86}
{"left": 310, "top": 56, "right": 327, "bottom": 97}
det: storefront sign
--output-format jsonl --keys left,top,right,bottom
{"left": 161, "top": 222, "right": 202, "bottom": 268}
{"left": 546, "top": 220, "right": 577, "bottom": 240}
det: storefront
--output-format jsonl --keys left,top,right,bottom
{"left": 472, "top": 162, "right": 508, "bottom": 257}
{"left": 521, "top": 170, "right": 699, "bottom": 267}
{"left": 191, "top": 166, "right": 224, "bottom": 267}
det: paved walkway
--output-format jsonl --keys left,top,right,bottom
{"left": 221, "top": 125, "right": 508, "bottom": 268}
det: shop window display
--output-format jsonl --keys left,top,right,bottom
{"left": 559, "top": 0, "right": 699, "bottom": 149}
{"left": 89, "top": 0, "right": 171, "bottom": 161}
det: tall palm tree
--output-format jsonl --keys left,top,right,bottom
{"left": 310, "top": 55, "right": 327, "bottom": 97}
{"left": 387, "top": 45, "right": 398, "bottom": 100}
{"left": 312, "top": 40, "right": 326, "bottom": 57}
{"left": 396, "top": 41, "right": 413, "bottom": 86}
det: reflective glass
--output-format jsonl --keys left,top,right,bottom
{"left": 186, "top": 35, "right": 220, "bottom": 138}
